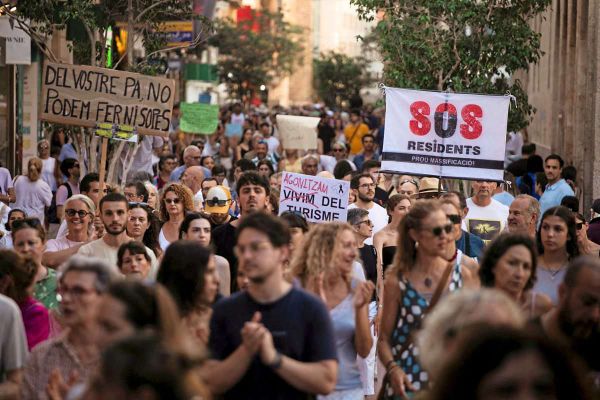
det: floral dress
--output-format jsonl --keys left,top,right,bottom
{"left": 382, "top": 260, "right": 463, "bottom": 398}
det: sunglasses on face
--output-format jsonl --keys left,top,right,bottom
{"left": 65, "top": 209, "right": 89, "bottom": 218}
{"left": 355, "top": 220, "right": 373, "bottom": 228}
{"left": 332, "top": 148, "right": 344, "bottom": 152}
{"left": 447, "top": 214, "right": 461, "bottom": 224}
{"left": 576, "top": 222, "right": 584, "bottom": 230}
{"left": 164, "top": 198, "right": 181, "bottom": 205}
{"left": 423, "top": 223, "right": 453, "bottom": 237}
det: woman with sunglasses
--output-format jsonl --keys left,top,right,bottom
{"left": 379, "top": 200, "right": 478, "bottom": 399}
{"left": 13, "top": 157, "right": 53, "bottom": 224}
{"left": 291, "top": 222, "right": 374, "bottom": 400}
{"left": 179, "top": 213, "right": 230, "bottom": 296}
{"left": 12, "top": 218, "right": 59, "bottom": 310}
{"left": 574, "top": 213, "right": 600, "bottom": 256}
{"left": 127, "top": 202, "right": 162, "bottom": 258}
{"left": 533, "top": 206, "right": 579, "bottom": 304}
{"left": 158, "top": 183, "right": 194, "bottom": 252}
{"left": 0, "top": 208, "right": 26, "bottom": 249}
{"left": 439, "top": 199, "right": 480, "bottom": 272}
{"left": 43, "top": 195, "right": 95, "bottom": 268}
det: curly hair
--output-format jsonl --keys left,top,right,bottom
{"left": 290, "top": 222, "right": 356, "bottom": 289}
{"left": 391, "top": 199, "right": 443, "bottom": 278}
{"left": 159, "top": 183, "right": 195, "bottom": 222}
{"left": 479, "top": 233, "right": 538, "bottom": 291}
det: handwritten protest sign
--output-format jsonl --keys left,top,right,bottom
{"left": 40, "top": 62, "right": 175, "bottom": 136}
{"left": 279, "top": 172, "right": 350, "bottom": 223}
{"left": 180, "top": 103, "right": 219, "bottom": 134}
{"left": 382, "top": 87, "right": 510, "bottom": 181}
{"left": 276, "top": 115, "right": 319, "bottom": 150}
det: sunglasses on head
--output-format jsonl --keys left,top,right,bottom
{"left": 206, "top": 198, "right": 229, "bottom": 207}
{"left": 424, "top": 223, "right": 453, "bottom": 237}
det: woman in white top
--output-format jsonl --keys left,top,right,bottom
{"left": 37, "top": 140, "right": 60, "bottom": 192}
{"left": 12, "top": 158, "right": 53, "bottom": 224}
{"left": 158, "top": 183, "right": 194, "bottom": 251}
{"left": 42, "top": 195, "right": 95, "bottom": 268}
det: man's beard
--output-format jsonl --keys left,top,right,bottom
{"left": 104, "top": 223, "right": 126, "bottom": 235}
{"left": 358, "top": 192, "right": 374, "bottom": 202}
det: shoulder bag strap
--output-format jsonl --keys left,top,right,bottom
{"left": 348, "top": 124, "right": 362, "bottom": 145}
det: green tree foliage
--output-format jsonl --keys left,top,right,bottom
{"left": 350, "top": 0, "right": 551, "bottom": 131}
{"left": 210, "top": 10, "right": 303, "bottom": 101}
{"left": 313, "top": 51, "right": 374, "bottom": 108}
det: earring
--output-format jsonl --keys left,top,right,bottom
{"left": 415, "top": 241, "right": 419, "bottom": 249}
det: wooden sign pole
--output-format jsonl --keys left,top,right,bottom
{"left": 98, "top": 137, "right": 109, "bottom": 189}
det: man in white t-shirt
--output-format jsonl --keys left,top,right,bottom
{"left": 181, "top": 166, "right": 206, "bottom": 211}
{"left": 348, "top": 173, "right": 388, "bottom": 245}
{"left": 78, "top": 193, "right": 156, "bottom": 269}
{"left": 260, "top": 122, "right": 280, "bottom": 155}
{"left": 462, "top": 180, "right": 509, "bottom": 243}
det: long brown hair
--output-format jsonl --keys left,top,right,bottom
{"left": 391, "top": 199, "right": 443, "bottom": 278}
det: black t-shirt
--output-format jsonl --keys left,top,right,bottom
{"left": 209, "top": 288, "right": 338, "bottom": 400}
{"left": 318, "top": 123, "right": 335, "bottom": 155}
{"left": 212, "top": 222, "right": 238, "bottom": 293}
{"left": 359, "top": 245, "right": 378, "bottom": 302}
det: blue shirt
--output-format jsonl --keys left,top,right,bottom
{"left": 456, "top": 230, "right": 485, "bottom": 260}
{"left": 539, "top": 179, "right": 574, "bottom": 217}
{"left": 493, "top": 191, "right": 515, "bottom": 207}
{"left": 169, "top": 165, "right": 211, "bottom": 182}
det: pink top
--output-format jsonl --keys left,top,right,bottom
{"left": 19, "top": 296, "right": 50, "bottom": 350}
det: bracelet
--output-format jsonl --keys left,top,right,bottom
{"left": 266, "top": 351, "right": 283, "bottom": 369}
{"left": 387, "top": 364, "right": 399, "bottom": 374}
{"left": 384, "top": 359, "right": 395, "bottom": 371}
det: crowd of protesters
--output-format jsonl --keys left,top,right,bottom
{"left": 0, "top": 102, "right": 597, "bottom": 400}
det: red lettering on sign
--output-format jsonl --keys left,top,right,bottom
{"left": 409, "top": 101, "right": 431, "bottom": 136}
{"left": 460, "top": 104, "right": 483, "bottom": 139}
{"left": 434, "top": 103, "right": 457, "bottom": 115}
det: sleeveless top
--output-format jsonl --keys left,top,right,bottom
{"left": 382, "top": 257, "right": 463, "bottom": 398}
{"left": 382, "top": 246, "right": 397, "bottom": 271}
{"left": 158, "top": 228, "right": 171, "bottom": 252}
{"left": 281, "top": 158, "right": 303, "bottom": 173}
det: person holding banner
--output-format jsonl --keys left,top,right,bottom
{"left": 378, "top": 200, "right": 478, "bottom": 398}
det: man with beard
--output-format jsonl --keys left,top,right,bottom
{"left": 507, "top": 194, "right": 539, "bottom": 239}
{"left": 462, "top": 180, "right": 509, "bottom": 243}
{"left": 78, "top": 193, "right": 157, "bottom": 269}
{"left": 539, "top": 256, "right": 600, "bottom": 374}
{"left": 204, "top": 212, "right": 337, "bottom": 399}
{"left": 348, "top": 173, "right": 388, "bottom": 245}
{"left": 213, "top": 172, "right": 269, "bottom": 292}
{"left": 205, "top": 185, "right": 236, "bottom": 230}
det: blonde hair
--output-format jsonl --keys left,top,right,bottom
{"left": 64, "top": 194, "right": 96, "bottom": 214}
{"left": 27, "top": 158, "right": 43, "bottom": 182}
{"left": 290, "top": 222, "right": 356, "bottom": 289}
{"left": 391, "top": 199, "right": 443, "bottom": 277}
{"left": 417, "top": 289, "right": 525, "bottom": 379}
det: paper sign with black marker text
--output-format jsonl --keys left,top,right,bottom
{"left": 381, "top": 87, "right": 510, "bottom": 181}
{"left": 279, "top": 172, "right": 349, "bottom": 223}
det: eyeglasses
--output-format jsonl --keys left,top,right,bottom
{"left": 332, "top": 148, "right": 344, "bottom": 153}
{"left": 39, "top": 145, "right": 49, "bottom": 150}
{"left": 447, "top": 214, "right": 461, "bottom": 224}
{"left": 164, "top": 198, "right": 181, "bottom": 205}
{"left": 65, "top": 209, "right": 90, "bottom": 218}
{"left": 359, "top": 183, "right": 376, "bottom": 190}
{"left": 234, "top": 241, "right": 272, "bottom": 257}
{"left": 576, "top": 222, "right": 584, "bottom": 230}
{"left": 355, "top": 220, "right": 373, "bottom": 228}
{"left": 206, "top": 198, "right": 229, "bottom": 207}
{"left": 423, "top": 223, "right": 453, "bottom": 237}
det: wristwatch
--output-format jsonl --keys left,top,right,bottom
{"left": 266, "top": 351, "right": 283, "bottom": 369}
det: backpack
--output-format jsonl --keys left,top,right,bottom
{"left": 47, "top": 182, "right": 73, "bottom": 224}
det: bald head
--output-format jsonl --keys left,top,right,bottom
{"left": 183, "top": 145, "right": 202, "bottom": 167}
{"left": 181, "top": 166, "right": 205, "bottom": 193}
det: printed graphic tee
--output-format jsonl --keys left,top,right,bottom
{"left": 462, "top": 198, "right": 509, "bottom": 243}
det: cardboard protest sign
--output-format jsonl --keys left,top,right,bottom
{"left": 276, "top": 115, "right": 319, "bottom": 150}
{"left": 382, "top": 87, "right": 510, "bottom": 181}
{"left": 180, "top": 103, "right": 219, "bottom": 134}
{"left": 40, "top": 62, "right": 175, "bottom": 136}
{"left": 279, "top": 172, "right": 350, "bottom": 223}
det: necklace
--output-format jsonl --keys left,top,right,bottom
{"left": 422, "top": 251, "right": 458, "bottom": 289}
{"left": 541, "top": 265, "right": 566, "bottom": 279}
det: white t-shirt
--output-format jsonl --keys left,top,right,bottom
{"left": 462, "top": 198, "right": 509, "bottom": 242}
{"left": 12, "top": 176, "right": 53, "bottom": 224}
{"left": 348, "top": 202, "right": 389, "bottom": 245}
{"left": 41, "top": 157, "right": 58, "bottom": 192}
{"left": 0, "top": 167, "right": 13, "bottom": 196}
{"left": 46, "top": 237, "right": 84, "bottom": 252}
{"left": 0, "top": 294, "right": 28, "bottom": 376}
{"left": 77, "top": 237, "right": 158, "bottom": 277}
{"left": 121, "top": 136, "right": 164, "bottom": 180}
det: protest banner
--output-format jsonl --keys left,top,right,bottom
{"left": 40, "top": 62, "right": 175, "bottom": 136}
{"left": 381, "top": 87, "right": 510, "bottom": 181}
{"left": 180, "top": 103, "right": 219, "bottom": 134}
{"left": 279, "top": 172, "right": 350, "bottom": 223}
{"left": 276, "top": 115, "right": 319, "bottom": 150}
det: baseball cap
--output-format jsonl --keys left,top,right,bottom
{"left": 204, "top": 185, "right": 232, "bottom": 214}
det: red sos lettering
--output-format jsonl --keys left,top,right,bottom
{"left": 409, "top": 101, "right": 483, "bottom": 139}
